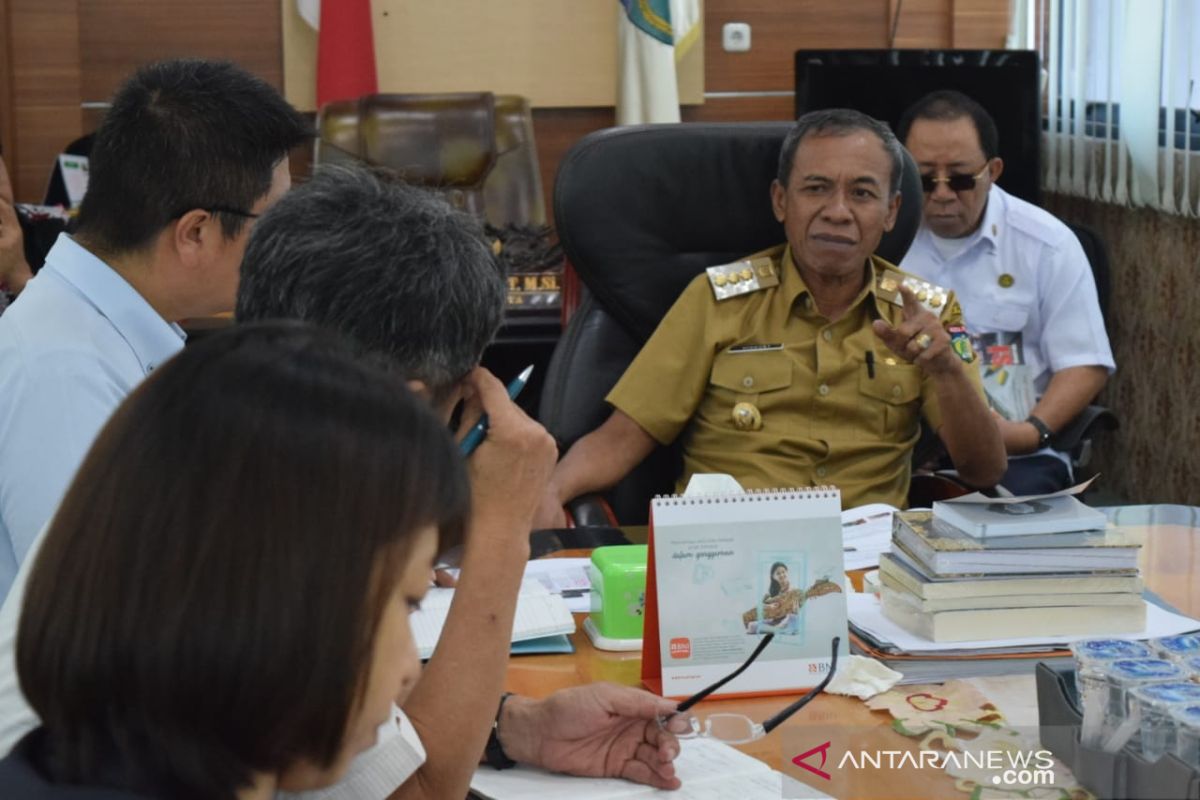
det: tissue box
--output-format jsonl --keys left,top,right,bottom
{"left": 585, "top": 545, "right": 647, "bottom": 650}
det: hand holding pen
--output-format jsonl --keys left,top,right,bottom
{"left": 459, "top": 364, "right": 534, "bottom": 455}
{"left": 453, "top": 366, "right": 558, "bottom": 539}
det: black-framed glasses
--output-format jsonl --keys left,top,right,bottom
{"left": 170, "top": 205, "right": 261, "bottom": 220}
{"left": 657, "top": 635, "right": 841, "bottom": 744}
{"left": 920, "top": 162, "right": 990, "bottom": 194}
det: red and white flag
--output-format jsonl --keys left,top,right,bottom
{"left": 298, "top": 0, "right": 378, "bottom": 107}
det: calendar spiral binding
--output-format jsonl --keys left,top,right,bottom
{"left": 650, "top": 486, "right": 839, "bottom": 505}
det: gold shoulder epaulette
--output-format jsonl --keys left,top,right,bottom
{"left": 705, "top": 256, "right": 780, "bottom": 301}
{"left": 876, "top": 268, "right": 950, "bottom": 315}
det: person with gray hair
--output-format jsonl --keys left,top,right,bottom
{"left": 235, "top": 165, "right": 686, "bottom": 800}
{"left": 537, "top": 108, "right": 1005, "bottom": 524}
{"left": 236, "top": 166, "right": 505, "bottom": 410}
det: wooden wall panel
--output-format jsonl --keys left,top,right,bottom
{"left": 532, "top": 107, "right": 614, "bottom": 219}
{"left": 8, "top": 0, "right": 81, "bottom": 201}
{"left": 704, "top": 0, "right": 890, "bottom": 93}
{"left": 78, "top": 0, "right": 283, "bottom": 104}
{"left": 952, "top": 0, "right": 1011, "bottom": 48}
{"left": 889, "top": 0, "right": 953, "bottom": 48}
{"left": 0, "top": 0, "right": 14, "bottom": 165}
{"left": 2, "top": 0, "right": 1011, "bottom": 206}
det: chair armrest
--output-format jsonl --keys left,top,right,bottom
{"left": 1052, "top": 404, "right": 1119, "bottom": 454}
{"left": 529, "top": 526, "right": 632, "bottom": 558}
{"left": 565, "top": 493, "right": 620, "bottom": 528}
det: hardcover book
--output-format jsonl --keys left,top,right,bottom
{"left": 892, "top": 511, "right": 1141, "bottom": 576}
{"left": 933, "top": 493, "right": 1108, "bottom": 537}
{"left": 878, "top": 551, "right": 1145, "bottom": 599}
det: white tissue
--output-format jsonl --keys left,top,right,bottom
{"left": 825, "top": 654, "right": 903, "bottom": 700}
{"left": 682, "top": 473, "right": 746, "bottom": 496}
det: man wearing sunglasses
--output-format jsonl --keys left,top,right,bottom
{"left": 898, "top": 91, "right": 1114, "bottom": 494}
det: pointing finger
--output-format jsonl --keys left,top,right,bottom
{"left": 898, "top": 285, "right": 922, "bottom": 320}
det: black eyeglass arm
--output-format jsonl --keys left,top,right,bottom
{"left": 761, "top": 636, "right": 841, "bottom": 735}
{"left": 674, "top": 633, "right": 775, "bottom": 714}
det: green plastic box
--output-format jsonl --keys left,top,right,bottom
{"left": 585, "top": 544, "right": 648, "bottom": 650}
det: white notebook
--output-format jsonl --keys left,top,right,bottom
{"left": 411, "top": 579, "right": 575, "bottom": 660}
{"left": 469, "top": 737, "right": 832, "bottom": 799}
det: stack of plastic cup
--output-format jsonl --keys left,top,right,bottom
{"left": 1071, "top": 639, "right": 1156, "bottom": 747}
{"left": 1152, "top": 633, "right": 1200, "bottom": 662}
{"left": 1097, "top": 658, "right": 1187, "bottom": 752}
{"left": 1181, "top": 656, "right": 1200, "bottom": 679}
{"left": 1128, "top": 682, "right": 1200, "bottom": 761}
{"left": 1171, "top": 704, "right": 1200, "bottom": 767}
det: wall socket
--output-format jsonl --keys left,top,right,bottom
{"left": 722, "top": 22, "right": 751, "bottom": 53}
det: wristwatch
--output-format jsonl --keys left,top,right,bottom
{"left": 1026, "top": 414, "right": 1054, "bottom": 449}
{"left": 484, "top": 692, "right": 517, "bottom": 770}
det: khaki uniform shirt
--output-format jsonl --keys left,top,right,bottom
{"left": 606, "top": 244, "right": 984, "bottom": 508}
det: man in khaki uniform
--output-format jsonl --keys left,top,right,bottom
{"left": 537, "top": 109, "right": 1005, "bottom": 518}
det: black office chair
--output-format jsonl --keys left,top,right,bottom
{"left": 1053, "top": 223, "right": 1118, "bottom": 472}
{"left": 538, "top": 123, "right": 925, "bottom": 525}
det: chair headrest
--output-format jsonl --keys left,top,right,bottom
{"left": 554, "top": 122, "right": 922, "bottom": 341}
{"left": 317, "top": 93, "right": 498, "bottom": 187}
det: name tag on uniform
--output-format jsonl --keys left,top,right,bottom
{"left": 727, "top": 343, "right": 783, "bottom": 353}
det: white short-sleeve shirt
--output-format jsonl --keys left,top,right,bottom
{"left": 900, "top": 184, "right": 1116, "bottom": 396}
{"left": 0, "top": 234, "right": 186, "bottom": 603}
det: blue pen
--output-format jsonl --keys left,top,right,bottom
{"left": 459, "top": 364, "right": 534, "bottom": 456}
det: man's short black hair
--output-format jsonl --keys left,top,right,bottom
{"left": 897, "top": 90, "right": 1000, "bottom": 160}
{"left": 75, "top": 59, "right": 311, "bottom": 255}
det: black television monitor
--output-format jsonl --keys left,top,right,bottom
{"left": 794, "top": 49, "right": 1041, "bottom": 206}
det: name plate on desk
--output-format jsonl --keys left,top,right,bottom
{"left": 641, "top": 489, "right": 850, "bottom": 698}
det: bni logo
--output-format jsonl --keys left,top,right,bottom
{"left": 668, "top": 638, "right": 691, "bottom": 659}
{"left": 791, "top": 741, "right": 832, "bottom": 780}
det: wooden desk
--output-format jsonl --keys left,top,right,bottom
{"left": 504, "top": 515, "right": 1200, "bottom": 798}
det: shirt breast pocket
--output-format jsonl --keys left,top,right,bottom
{"left": 975, "top": 302, "right": 1029, "bottom": 333}
{"left": 857, "top": 361, "right": 923, "bottom": 439}
{"left": 709, "top": 351, "right": 792, "bottom": 424}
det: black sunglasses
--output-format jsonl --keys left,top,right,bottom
{"left": 920, "top": 163, "right": 990, "bottom": 194}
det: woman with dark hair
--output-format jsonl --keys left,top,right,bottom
{"left": 743, "top": 562, "right": 804, "bottom": 634}
{"left": 0, "top": 322, "right": 470, "bottom": 798}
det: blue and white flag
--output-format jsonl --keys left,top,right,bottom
{"left": 617, "top": 0, "right": 701, "bottom": 125}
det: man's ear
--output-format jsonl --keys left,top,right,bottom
{"left": 172, "top": 209, "right": 211, "bottom": 266}
{"left": 989, "top": 157, "right": 1004, "bottom": 183}
{"left": 770, "top": 179, "right": 787, "bottom": 223}
{"left": 883, "top": 191, "right": 901, "bottom": 232}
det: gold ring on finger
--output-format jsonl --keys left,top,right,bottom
{"left": 914, "top": 333, "right": 932, "bottom": 351}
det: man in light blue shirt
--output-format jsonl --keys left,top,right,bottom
{"left": 0, "top": 59, "right": 309, "bottom": 601}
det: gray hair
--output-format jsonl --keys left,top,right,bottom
{"left": 236, "top": 165, "right": 506, "bottom": 402}
{"left": 776, "top": 108, "right": 905, "bottom": 195}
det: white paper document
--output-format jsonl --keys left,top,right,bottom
{"left": 410, "top": 579, "right": 575, "bottom": 659}
{"left": 470, "top": 737, "right": 831, "bottom": 799}
{"left": 840, "top": 503, "right": 897, "bottom": 570}
{"left": 522, "top": 557, "right": 593, "bottom": 612}
{"left": 942, "top": 476, "right": 1097, "bottom": 505}
{"left": 848, "top": 592, "right": 1200, "bottom": 653}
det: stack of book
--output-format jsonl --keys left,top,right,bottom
{"left": 880, "top": 495, "right": 1145, "bottom": 643}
